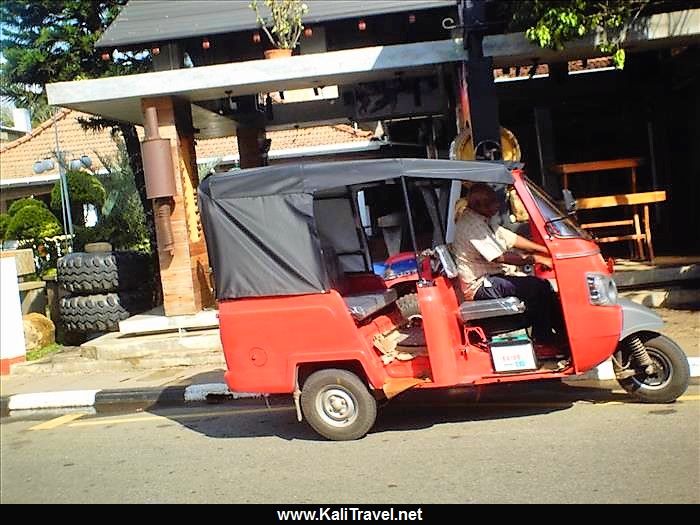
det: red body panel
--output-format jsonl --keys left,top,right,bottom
{"left": 512, "top": 173, "right": 622, "bottom": 373}
{"left": 217, "top": 170, "right": 625, "bottom": 397}
{"left": 219, "top": 291, "right": 389, "bottom": 393}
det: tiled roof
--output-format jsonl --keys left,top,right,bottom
{"left": 0, "top": 109, "right": 119, "bottom": 180}
{"left": 1, "top": 109, "right": 375, "bottom": 181}
{"left": 196, "top": 124, "right": 374, "bottom": 160}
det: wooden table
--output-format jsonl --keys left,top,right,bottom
{"left": 552, "top": 159, "right": 665, "bottom": 260}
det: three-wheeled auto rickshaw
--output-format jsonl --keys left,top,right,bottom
{"left": 198, "top": 159, "right": 690, "bottom": 441}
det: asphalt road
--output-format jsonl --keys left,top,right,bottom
{"left": 1, "top": 382, "right": 698, "bottom": 504}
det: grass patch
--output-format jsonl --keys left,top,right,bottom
{"left": 27, "top": 343, "right": 63, "bottom": 361}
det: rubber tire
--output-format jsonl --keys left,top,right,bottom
{"left": 57, "top": 251, "right": 149, "bottom": 294}
{"left": 396, "top": 292, "right": 420, "bottom": 321}
{"left": 301, "top": 369, "right": 377, "bottom": 441}
{"left": 59, "top": 290, "right": 152, "bottom": 332}
{"left": 615, "top": 334, "right": 690, "bottom": 403}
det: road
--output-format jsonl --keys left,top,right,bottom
{"left": 1, "top": 382, "right": 698, "bottom": 504}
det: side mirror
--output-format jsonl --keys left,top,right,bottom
{"left": 562, "top": 189, "right": 577, "bottom": 215}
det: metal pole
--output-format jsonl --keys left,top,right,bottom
{"left": 53, "top": 117, "right": 74, "bottom": 252}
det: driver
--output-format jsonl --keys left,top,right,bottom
{"left": 452, "top": 183, "right": 561, "bottom": 348}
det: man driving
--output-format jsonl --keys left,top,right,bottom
{"left": 452, "top": 183, "right": 560, "bottom": 347}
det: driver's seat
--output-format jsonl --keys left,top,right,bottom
{"left": 459, "top": 296, "right": 529, "bottom": 335}
{"left": 459, "top": 296, "right": 525, "bottom": 322}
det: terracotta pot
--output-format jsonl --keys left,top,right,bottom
{"left": 264, "top": 48, "right": 293, "bottom": 59}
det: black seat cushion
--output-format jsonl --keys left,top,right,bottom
{"left": 344, "top": 289, "right": 398, "bottom": 321}
{"left": 459, "top": 296, "right": 525, "bottom": 322}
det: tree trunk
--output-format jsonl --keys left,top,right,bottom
{"left": 119, "top": 123, "right": 163, "bottom": 306}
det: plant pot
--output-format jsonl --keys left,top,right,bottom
{"left": 264, "top": 48, "right": 293, "bottom": 59}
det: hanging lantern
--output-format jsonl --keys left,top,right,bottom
{"left": 252, "top": 32, "right": 261, "bottom": 43}
{"left": 151, "top": 46, "right": 160, "bottom": 56}
{"left": 304, "top": 27, "right": 313, "bottom": 37}
{"left": 408, "top": 14, "right": 416, "bottom": 24}
{"left": 101, "top": 51, "right": 111, "bottom": 61}
{"left": 202, "top": 38, "right": 210, "bottom": 49}
{"left": 358, "top": 20, "right": 366, "bottom": 31}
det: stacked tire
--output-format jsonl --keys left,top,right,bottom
{"left": 57, "top": 251, "right": 153, "bottom": 333}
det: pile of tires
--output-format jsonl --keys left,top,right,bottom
{"left": 57, "top": 251, "right": 153, "bottom": 333}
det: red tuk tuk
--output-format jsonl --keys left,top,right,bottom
{"left": 198, "top": 159, "right": 689, "bottom": 440}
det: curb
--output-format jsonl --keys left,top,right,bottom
{"left": 2, "top": 358, "right": 698, "bottom": 413}
{"left": 0, "top": 384, "right": 260, "bottom": 414}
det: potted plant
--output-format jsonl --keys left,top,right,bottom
{"left": 249, "top": 0, "right": 308, "bottom": 58}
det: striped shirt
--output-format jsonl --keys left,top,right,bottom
{"left": 451, "top": 208, "right": 517, "bottom": 299}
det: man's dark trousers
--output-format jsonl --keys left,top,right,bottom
{"left": 474, "top": 275, "right": 558, "bottom": 343}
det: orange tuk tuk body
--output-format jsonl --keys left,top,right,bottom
{"left": 200, "top": 159, "right": 689, "bottom": 440}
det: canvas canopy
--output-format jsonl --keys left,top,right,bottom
{"left": 198, "top": 158, "right": 513, "bottom": 300}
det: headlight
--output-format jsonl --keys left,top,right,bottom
{"left": 586, "top": 272, "right": 618, "bottom": 306}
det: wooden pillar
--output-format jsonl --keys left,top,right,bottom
{"left": 140, "top": 97, "right": 214, "bottom": 316}
{"left": 236, "top": 126, "right": 268, "bottom": 168}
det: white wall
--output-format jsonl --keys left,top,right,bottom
{"left": 1, "top": 257, "right": 27, "bottom": 361}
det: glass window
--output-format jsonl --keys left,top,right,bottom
{"left": 526, "top": 179, "right": 591, "bottom": 239}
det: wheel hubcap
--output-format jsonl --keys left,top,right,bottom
{"left": 316, "top": 386, "right": 358, "bottom": 428}
{"left": 632, "top": 347, "right": 672, "bottom": 390}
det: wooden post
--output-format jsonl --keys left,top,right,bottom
{"left": 237, "top": 126, "right": 268, "bottom": 169}
{"left": 141, "top": 97, "right": 214, "bottom": 316}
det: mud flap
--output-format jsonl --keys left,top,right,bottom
{"left": 382, "top": 377, "right": 427, "bottom": 399}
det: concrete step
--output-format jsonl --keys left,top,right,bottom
{"left": 81, "top": 329, "right": 221, "bottom": 361}
{"left": 614, "top": 262, "right": 699, "bottom": 289}
{"left": 620, "top": 287, "right": 700, "bottom": 309}
{"left": 10, "top": 351, "right": 225, "bottom": 376}
{"left": 10, "top": 329, "right": 225, "bottom": 376}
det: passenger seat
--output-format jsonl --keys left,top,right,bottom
{"left": 321, "top": 242, "right": 397, "bottom": 322}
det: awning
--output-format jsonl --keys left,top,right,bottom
{"left": 97, "top": 0, "right": 456, "bottom": 48}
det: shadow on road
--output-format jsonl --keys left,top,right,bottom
{"left": 147, "top": 379, "right": 628, "bottom": 442}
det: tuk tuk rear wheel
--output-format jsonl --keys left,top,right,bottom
{"left": 301, "top": 369, "right": 377, "bottom": 441}
{"left": 615, "top": 334, "right": 690, "bottom": 403}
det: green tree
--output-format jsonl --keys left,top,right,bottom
{"left": 0, "top": 213, "right": 11, "bottom": 241}
{"left": 7, "top": 197, "right": 49, "bottom": 216}
{"left": 5, "top": 205, "right": 61, "bottom": 240}
{"left": 0, "top": 1, "right": 155, "bottom": 252}
{"left": 93, "top": 141, "right": 150, "bottom": 252}
{"left": 0, "top": 1, "right": 141, "bottom": 112}
{"left": 500, "top": 0, "right": 666, "bottom": 68}
{"left": 50, "top": 170, "right": 106, "bottom": 226}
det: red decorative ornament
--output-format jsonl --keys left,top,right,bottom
{"left": 358, "top": 19, "right": 366, "bottom": 31}
{"left": 101, "top": 51, "right": 111, "bottom": 61}
{"left": 252, "top": 32, "right": 261, "bottom": 43}
{"left": 304, "top": 27, "right": 313, "bottom": 38}
{"left": 202, "top": 38, "right": 210, "bottom": 50}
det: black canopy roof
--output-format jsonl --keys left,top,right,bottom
{"left": 200, "top": 158, "right": 513, "bottom": 199}
{"left": 198, "top": 159, "right": 513, "bottom": 300}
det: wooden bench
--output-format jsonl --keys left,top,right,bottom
{"left": 553, "top": 158, "right": 665, "bottom": 261}
{"left": 575, "top": 191, "right": 666, "bottom": 260}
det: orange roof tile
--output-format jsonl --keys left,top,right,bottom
{"left": 1, "top": 109, "right": 376, "bottom": 182}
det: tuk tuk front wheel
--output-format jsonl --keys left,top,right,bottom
{"left": 301, "top": 369, "right": 377, "bottom": 441}
{"left": 614, "top": 334, "right": 690, "bottom": 403}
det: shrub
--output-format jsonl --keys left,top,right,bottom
{"left": 51, "top": 170, "right": 106, "bottom": 211}
{"left": 5, "top": 206, "right": 61, "bottom": 240}
{"left": 8, "top": 197, "right": 49, "bottom": 217}
{"left": 0, "top": 213, "right": 10, "bottom": 241}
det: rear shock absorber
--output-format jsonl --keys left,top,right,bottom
{"left": 627, "top": 336, "right": 656, "bottom": 376}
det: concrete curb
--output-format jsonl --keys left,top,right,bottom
{"left": 0, "top": 384, "right": 260, "bottom": 414}
{"left": 2, "top": 358, "right": 698, "bottom": 413}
